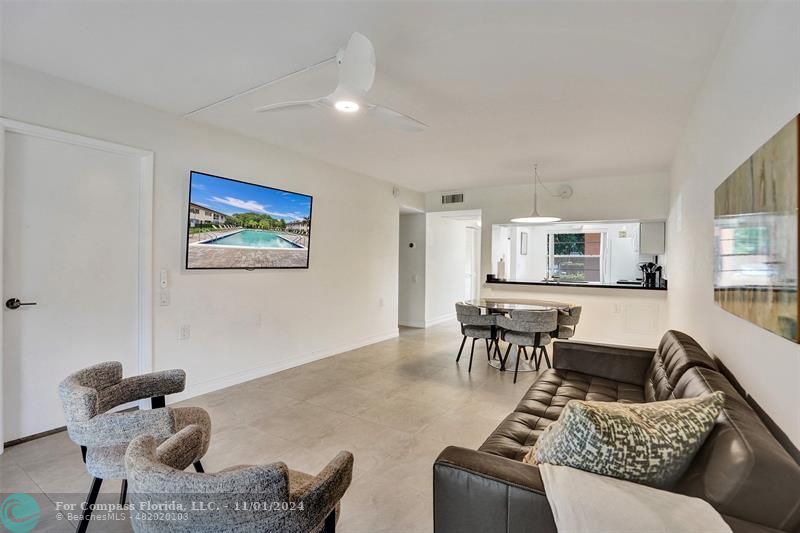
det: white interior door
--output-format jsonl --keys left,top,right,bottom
{"left": 2, "top": 125, "right": 150, "bottom": 442}
{"left": 464, "top": 226, "right": 480, "bottom": 300}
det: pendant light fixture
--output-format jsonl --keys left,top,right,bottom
{"left": 511, "top": 164, "right": 565, "bottom": 223}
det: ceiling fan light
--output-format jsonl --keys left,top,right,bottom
{"left": 334, "top": 100, "right": 360, "bottom": 113}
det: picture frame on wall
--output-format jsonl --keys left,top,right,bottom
{"left": 713, "top": 114, "right": 799, "bottom": 343}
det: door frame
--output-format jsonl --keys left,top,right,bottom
{"left": 0, "top": 118, "right": 155, "bottom": 452}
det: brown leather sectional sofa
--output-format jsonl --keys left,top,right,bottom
{"left": 433, "top": 330, "right": 800, "bottom": 533}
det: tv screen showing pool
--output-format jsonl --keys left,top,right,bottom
{"left": 186, "top": 171, "right": 313, "bottom": 269}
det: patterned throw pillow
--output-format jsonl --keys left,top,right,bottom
{"left": 523, "top": 392, "right": 725, "bottom": 488}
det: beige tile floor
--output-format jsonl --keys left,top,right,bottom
{"left": 0, "top": 322, "right": 540, "bottom": 532}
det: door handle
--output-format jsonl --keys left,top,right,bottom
{"left": 5, "top": 298, "right": 37, "bottom": 310}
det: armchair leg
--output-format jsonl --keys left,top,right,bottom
{"left": 456, "top": 335, "right": 467, "bottom": 362}
{"left": 468, "top": 338, "right": 476, "bottom": 372}
{"left": 76, "top": 477, "right": 102, "bottom": 533}
{"left": 119, "top": 479, "right": 127, "bottom": 505}
{"left": 193, "top": 461, "right": 205, "bottom": 473}
{"left": 323, "top": 509, "right": 336, "bottom": 533}
{"left": 151, "top": 396, "right": 166, "bottom": 409}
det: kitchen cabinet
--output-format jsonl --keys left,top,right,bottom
{"left": 639, "top": 221, "right": 665, "bottom": 255}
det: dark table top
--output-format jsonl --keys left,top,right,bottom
{"left": 464, "top": 298, "right": 573, "bottom": 312}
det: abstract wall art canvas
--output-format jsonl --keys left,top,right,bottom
{"left": 714, "top": 115, "right": 799, "bottom": 343}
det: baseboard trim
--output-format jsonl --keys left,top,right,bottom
{"left": 170, "top": 328, "right": 400, "bottom": 404}
{"left": 399, "top": 320, "right": 426, "bottom": 328}
{"left": 425, "top": 313, "right": 456, "bottom": 328}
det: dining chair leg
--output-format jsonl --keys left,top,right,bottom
{"left": 513, "top": 346, "right": 522, "bottom": 384}
{"left": 542, "top": 346, "right": 552, "bottom": 369}
{"left": 468, "top": 338, "right": 476, "bottom": 372}
{"left": 77, "top": 477, "right": 102, "bottom": 533}
{"left": 533, "top": 346, "right": 541, "bottom": 371}
{"left": 485, "top": 338, "right": 491, "bottom": 361}
{"left": 521, "top": 346, "right": 529, "bottom": 360}
{"left": 456, "top": 335, "right": 467, "bottom": 362}
{"left": 119, "top": 479, "right": 127, "bottom": 505}
{"left": 501, "top": 343, "right": 513, "bottom": 371}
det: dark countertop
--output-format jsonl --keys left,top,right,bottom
{"left": 486, "top": 279, "right": 667, "bottom": 291}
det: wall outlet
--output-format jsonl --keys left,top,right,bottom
{"left": 179, "top": 324, "right": 191, "bottom": 341}
{"left": 159, "top": 290, "right": 170, "bottom": 306}
{"left": 160, "top": 269, "right": 168, "bottom": 289}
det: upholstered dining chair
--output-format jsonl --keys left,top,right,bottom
{"left": 555, "top": 305, "right": 582, "bottom": 340}
{"left": 455, "top": 302, "right": 498, "bottom": 372}
{"left": 496, "top": 309, "right": 558, "bottom": 383}
{"left": 59, "top": 362, "right": 211, "bottom": 533}
{"left": 125, "top": 426, "right": 354, "bottom": 533}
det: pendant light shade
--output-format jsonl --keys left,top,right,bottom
{"left": 511, "top": 164, "right": 562, "bottom": 223}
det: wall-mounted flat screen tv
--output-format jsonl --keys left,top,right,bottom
{"left": 186, "top": 171, "right": 312, "bottom": 270}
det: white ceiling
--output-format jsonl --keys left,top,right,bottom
{"left": 2, "top": 1, "right": 735, "bottom": 192}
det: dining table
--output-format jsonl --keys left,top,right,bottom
{"left": 463, "top": 297, "right": 574, "bottom": 373}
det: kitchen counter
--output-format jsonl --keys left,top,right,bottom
{"left": 486, "top": 278, "right": 667, "bottom": 291}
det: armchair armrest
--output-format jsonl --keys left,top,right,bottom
{"left": 156, "top": 424, "right": 206, "bottom": 471}
{"left": 291, "top": 451, "right": 354, "bottom": 528}
{"left": 434, "top": 446, "right": 556, "bottom": 533}
{"left": 69, "top": 408, "right": 175, "bottom": 447}
{"left": 553, "top": 340, "right": 655, "bottom": 385}
{"left": 96, "top": 369, "right": 186, "bottom": 412}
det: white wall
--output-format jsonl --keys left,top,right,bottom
{"left": 425, "top": 172, "right": 670, "bottom": 284}
{"left": 667, "top": 0, "right": 800, "bottom": 444}
{"left": 398, "top": 214, "right": 426, "bottom": 327}
{"left": 424, "top": 211, "right": 480, "bottom": 325}
{"left": 1, "top": 62, "right": 412, "bottom": 400}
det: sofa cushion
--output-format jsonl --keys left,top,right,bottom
{"left": 674, "top": 367, "right": 800, "bottom": 531}
{"left": 525, "top": 392, "right": 725, "bottom": 488}
{"left": 479, "top": 369, "right": 644, "bottom": 460}
{"left": 645, "top": 330, "right": 718, "bottom": 402}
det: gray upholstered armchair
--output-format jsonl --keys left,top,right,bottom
{"left": 58, "top": 361, "right": 211, "bottom": 533}
{"left": 125, "top": 426, "right": 354, "bottom": 533}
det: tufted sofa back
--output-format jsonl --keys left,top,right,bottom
{"left": 644, "top": 330, "right": 718, "bottom": 402}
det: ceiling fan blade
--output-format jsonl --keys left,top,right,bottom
{"left": 368, "top": 104, "right": 428, "bottom": 132}
{"left": 254, "top": 99, "right": 322, "bottom": 113}
{"left": 337, "top": 32, "right": 376, "bottom": 95}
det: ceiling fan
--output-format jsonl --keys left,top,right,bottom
{"left": 253, "top": 32, "right": 427, "bottom": 132}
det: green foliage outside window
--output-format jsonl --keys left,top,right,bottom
{"left": 553, "top": 233, "right": 585, "bottom": 255}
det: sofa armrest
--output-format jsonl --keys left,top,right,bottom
{"left": 434, "top": 446, "right": 556, "bottom": 533}
{"left": 553, "top": 340, "right": 655, "bottom": 385}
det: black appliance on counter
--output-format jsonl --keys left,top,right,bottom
{"left": 638, "top": 262, "right": 663, "bottom": 288}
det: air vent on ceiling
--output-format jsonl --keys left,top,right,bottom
{"left": 441, "top": 193, "right": 464, "bottom": 205}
